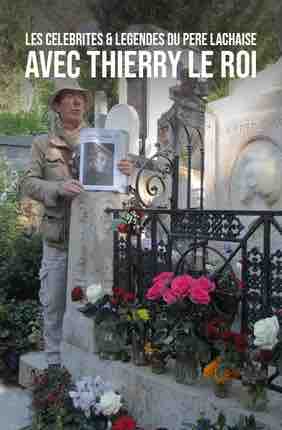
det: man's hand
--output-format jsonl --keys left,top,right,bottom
{"left": 58, "top": 179, "right": 84, "bottom": 199}
{"left": 117, "top": 159, "right": 134, "bottom": 176}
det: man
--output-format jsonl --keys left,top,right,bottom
{"left": 84, "top": 142, "right": 114, "bottom": 186}
{"left": 21, "top": 78, "right": 133, "bottom": 367}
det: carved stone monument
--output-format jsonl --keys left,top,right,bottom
{"left": 105, "top": 104, "right": 140, "bottom": 155}
{"left": 62, "top": 191, "right": 126, "bottom": 353}
{"left": 205, "top": 57, "right": 282, "bottom": 250}
{"left": 62, "top": 102, "right": 141, "bottom": 354}
{"left": 205, "top": 57, "right": 282, "bottom": 211}
{"left": 158, "top": 76, "right": 208, "bottom": 209}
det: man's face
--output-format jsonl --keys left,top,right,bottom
{"left": 54, "top": 90, "right": 87, "bottom": 127}
{"left": 95, "top": 151, "right": 108, "bottom": 173}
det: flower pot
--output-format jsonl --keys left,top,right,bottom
{"left": 131, "top": 336, "right": 147, "bottom": 366}
{"left": 95, "top": 319, "right": 126, "bottom": 361}
{"left": 151, "top": 356, "right": 166, "bottom": 374}
{"left": 174, "top": 352, "right": 201, "bottom": 385}
{"left": 212, "top": 380, "right": 232, "bottom": 398}
{"left": 241, "top": 383, "right": 268, "bottom": 411}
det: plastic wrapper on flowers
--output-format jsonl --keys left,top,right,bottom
{"left": 253, "top": 315, "right": 279, "bottom": 350}
{"left": 69, "top": 375, "right": 114, "bottom": 418}
{"left": 76, "top": 292, "right": 112, "bottom": 318}
{"left": 68, "top": 375, "right": 136, "bottom": 428}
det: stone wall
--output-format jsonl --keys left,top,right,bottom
{"left": 0, "top": 136, "right": 32, "bottom": 170}
{"left": 61, "top": 343, "right": 282, "bottom": 430}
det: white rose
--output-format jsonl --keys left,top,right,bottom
{"left": 86, "top": 284, "right": 104, "bottom": 304}
{"left": 254, "top": 316, "right": 280, "bottom": 350}
{"left": 98, "top": 391, "right": 122, "bottom": 416}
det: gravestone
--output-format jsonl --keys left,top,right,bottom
{"left": 105, "top": 104, "right": 140, "bottom": 155}
{"left": 62, "top": 105, "right": 140, "bottom": 353}
{"left": 62, "top": 191, "right": 126, "bottom": 353}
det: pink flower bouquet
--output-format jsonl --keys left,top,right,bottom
{"left": 146, "top": 272, "right": 216, "bottom": 305}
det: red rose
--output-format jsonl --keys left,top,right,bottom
{"left": 233, "top": 333, "right": 248, "bottom": 353}
{"left": 206, "top": 318, "right": 226, "bottom": 336}
{"left": 206, "top": 321, "right": 220, "bottom": 339}
{"left": 71, "top": 287, "right": 84, "bottom": 301}
{"left": 259, "top": 349, "right": 273, "bottom": 363}
{"left": 112, "top": 415, "right": 136, "bottom": 430}
{"left": 221, "top": 331, "right": 235, "bottom": 342}
{"left": 135, "top": 209, "right": 144, "bottom": 219}
{"left": 118, "top": 223, "right": 129, "bottom": 234}
{"left": 110, "top": 297, "right": 119, "bottom": 306}
{"left": 124, "top": 292, "right": 136, "bottom": 302}
{"left": 113, "top": 288, "right": 125, "bottom": 298}
{"left": 47, "top": 392, "right": 57, "bottom": 404}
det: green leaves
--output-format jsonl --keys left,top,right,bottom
{"left": 0, "top": 299, "right": 40, "bottom": 353}
{"left": 0, "top": 0, "right": 32, "bottom": 67}
{"left": 0, "top": 112, "right": 48, "bottom": 136}
{"left": 181, "top": 412, "right": 259, "bottom": 430}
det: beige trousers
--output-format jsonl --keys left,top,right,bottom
{"left": 39, "top": 242, "right": 68, "bottom": 365}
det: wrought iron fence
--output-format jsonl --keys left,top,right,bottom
{"left": 106, "top": 78, "right": 282, "bottom": 391}
{"left": 107, "top": 207, "right": 282, "bottom": 392}
{"left": 108, "top": 209, "right": 282, "bottom": 323}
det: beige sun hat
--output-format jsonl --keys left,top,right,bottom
{"left": 49, "top": 78, "right": 91, "bottom": 111}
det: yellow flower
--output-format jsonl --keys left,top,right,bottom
{"left": 203, "top": 357, "right": 221, "bottom": 378}
{"left": 144, "top": 342, "right": 159, "bottom": 356}
{"left": 203, "top": 357, "right": 240, "bottom": 384}
{"left": 136, "top": 308, "right": 150, "bottom": 321}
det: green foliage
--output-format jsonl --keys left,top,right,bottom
{"left": 181, "top": 412, "right": 258, "bottom": 430}
{"left": 0, "top": 158, "right": 41, "bottom": 301}
{"left": 0, "top": 158, "right": 42, "bottom": 381}
{"left": 0, "top": 111, "right": 48, "bottom": 135}
{"left": 0, "top": 158, "right": 20, "bottom": 259}
{"left": 35, "top": 79, "right": 55, "bottom": 114}
{"left": 0, "top": 233, "right": 42, "bottom": 301}
{"left": 31, "top": 367, "right": 73, "bottom": 429}
{"left": 89, "top": 0, "right": 280, "bottom": 101}
{"left": 89, "top": 0, "right": 212, "bottom": 32}
{"left": 205, "top": 0, "right": 280, "bottom": 100}
{"left": 30, "top": 367, "right": 109, "bottom": 430}
{"left": 0, "top": 0, "right": 33, "bottom": 68}
{"left": 0, "top": 299, "right": 40, "bottom": 355}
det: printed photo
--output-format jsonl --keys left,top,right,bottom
{"left": 79, "top": 128, "right": 129, "bottom": 192}
{"left": 82, "top": 142, "right": 114, "bottom": 187}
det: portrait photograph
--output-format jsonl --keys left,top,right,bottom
{"left": 82, "top": 141, "right": 114, "bottom": 187}
{"left": 79, "top": 128, "right": 129, "bottom": 192}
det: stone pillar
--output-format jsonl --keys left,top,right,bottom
{"left": 94, "top": 90, "right": 108, "bottom": 128}
{"left": 62, "top": 191, "right": 126, "bottom": 354}
{"left": 118, "top": 78, "right": 127, "bottom": 104}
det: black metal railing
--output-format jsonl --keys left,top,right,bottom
{"left": 107, "top": 207, "right": 282, "bottom": 391}
{"left": 107, "top": 209, "right": 282, "bottom": 320}
{"left": 106, "top": 78, "right": 282, "bottom": 392}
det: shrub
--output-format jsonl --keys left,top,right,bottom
{"left": 0, "top": 299, "right": 41, "bottom": 376}
{"left": 0, "top": 157, "right": 20, "bottom": 260}
{"left": 0, "top": 158, "right": 42, "bottom": 301}
{"left": 0, "top": 111, "right": 48, "bottom": 135}
{"left": 0, "top": 233, "right": 42, "bottom": 301}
